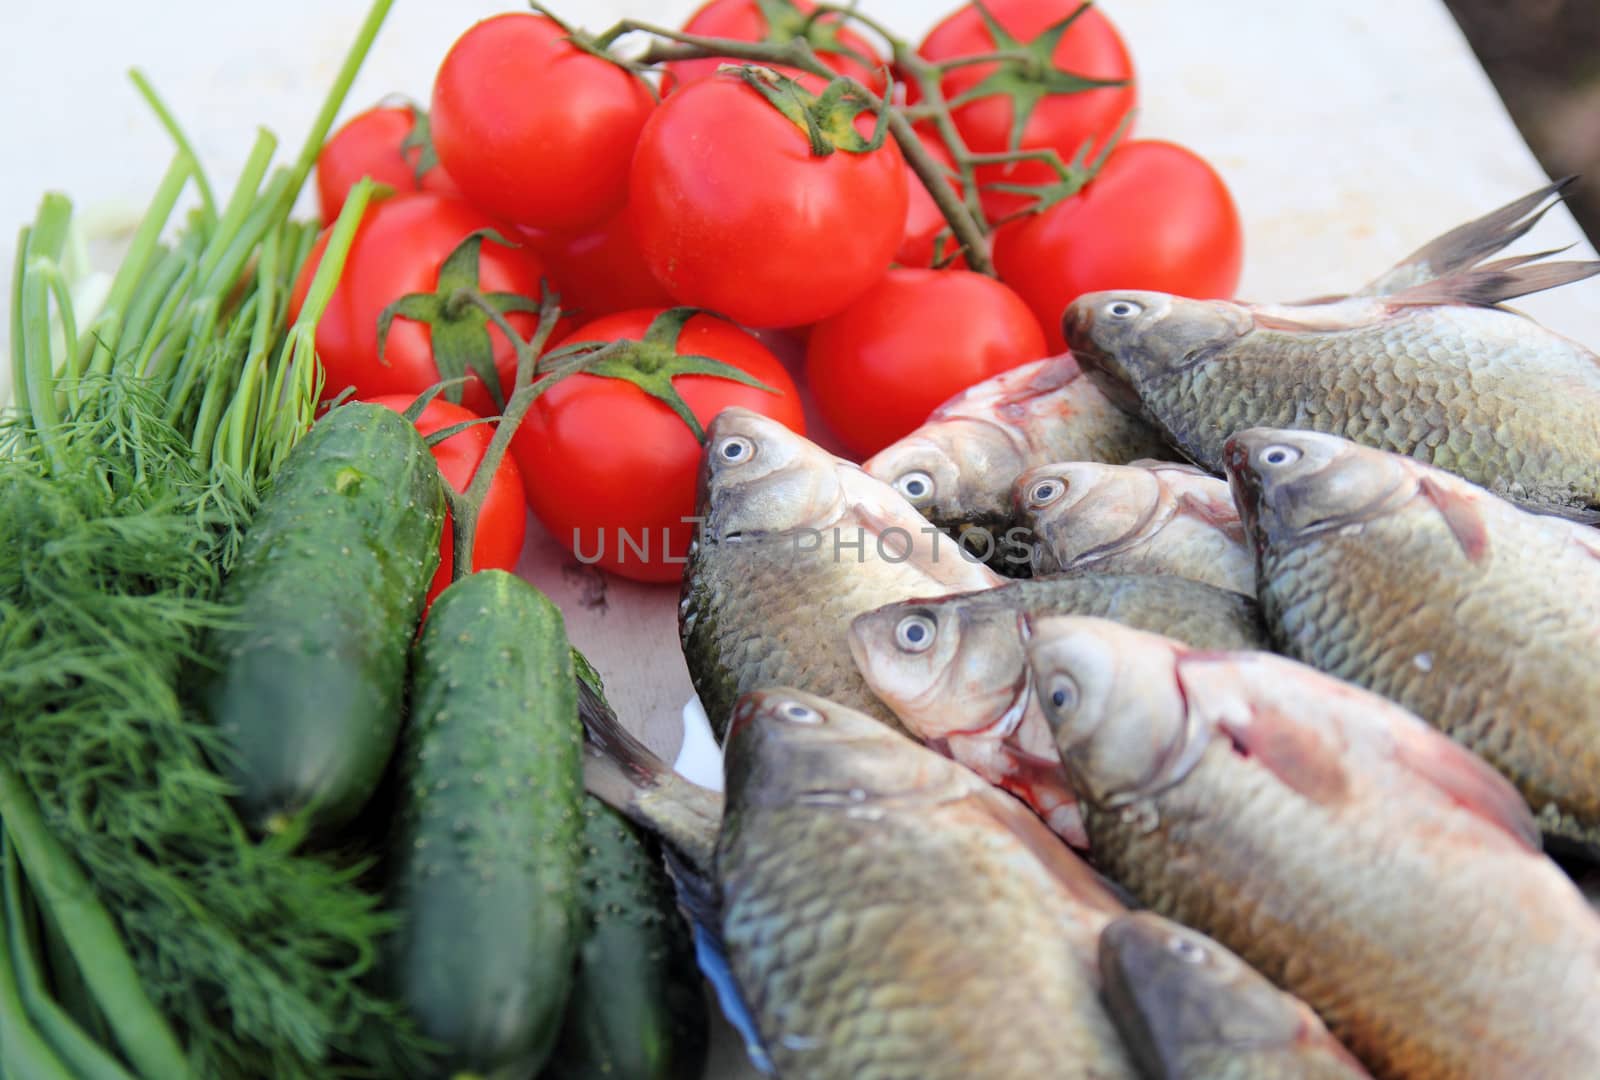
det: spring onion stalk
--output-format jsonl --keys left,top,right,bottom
{"left": 129, "top": 69, "right": 217, "bottom": 223}
{"left": 4, "top": 843, "right": 139, "bottom": 1080}
{"left": 0, "top": 3, "right": 438, "bottom": 1076}
{"left": 0, "top": 766, "right": 191, "bottom": 1080}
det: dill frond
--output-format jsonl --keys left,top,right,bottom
{"left": 0, "top": 379, "right": 430, "bottom": 1078}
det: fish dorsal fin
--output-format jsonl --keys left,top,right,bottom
{"left": 970, "top": 783, "right": 1126, "bottom": 919}
{"left": 1248, "top": 303, "right": 1385, "bottom": 333}
{"left": 1358, "top": 178, "right": 1575, "bottom": 296}
{"left": 1380, "top": 256, "right": 1600, "bottom": 310}
{"left": 1415, "top": 474, "right": 1491, "bottom": 564}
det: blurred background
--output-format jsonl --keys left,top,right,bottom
{"left": 1448, "top": 0, "right": 1600, "bottom": 240}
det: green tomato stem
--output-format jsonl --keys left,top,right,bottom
{"left": 934, "top": 49, "right": 1039, "bottom": 72}
{"left": 809, "top": 2, "right": 993, "bottom": 233}
{"left": 607, "top": 15, "right": 998, "bottom": 274}
{"left": 439, "top": 289, "right": 567, "bottom": 583}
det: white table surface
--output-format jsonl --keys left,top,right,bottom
{"left": 6, "top": 2, "right": 1598, "bottom": 1076}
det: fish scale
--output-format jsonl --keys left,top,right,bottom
{"left": 1099, "top": 912, "right": 1370, "bottom": 1079}
{"left": 1084, "top": 730, "right": 1600, "bottom": 1080}
{"left": 1027, "top": 618, "right": 1600, "bottom": 1079}
{"left": 1015, "top": 461, "right": 1253, "bottom": 591}
{"left": 716, "top": 689, "right": 1137, "bottom": 1079}
{"left": 682, "top": 536, "right": 927, "bottom": 733}
{"left": 1263, "top": 528, "right": 1600, "bottom": 838}
{"left": 1228, "top": 429, "right": 1600, "bottom": 852}
{"left": 681, "top": 409, "right": 1001, "bottom": 737}
{"left": 722, "top": 793, "right": 1127, "bottom": 1078}
{"left": 1073, "top": 292, "right": 1600, "bottom": 515}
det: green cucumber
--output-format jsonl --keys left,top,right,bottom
{"left": 545, "top": 797, "right": 710, "bottom": 1080}
{"left": 206, "top": 401, "right": 444, "bottom": 834}
{"left": 389, "top": 570, "right": 583, "bottom": 1077}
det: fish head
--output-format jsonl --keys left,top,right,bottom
{"left": 864, "top": 418, "right": 1026, "bottom": 530}
{"left": 849, "top": 594, "right": 1034, "bottom": 746}
{"left": 722, "top": 688, "right": 957, "bottom": 814}
{"left": 1023, "top": 616, "right": 1196, "bottom": 807}
{"left": 698, "top": 407, "right": 842, "bottom": 539}
{"left": 1014, "top": 462, "right": 1159, "bottom": 571}
{"left": 1099, "top": 912, "right": 1317, "bottom": 1072}
{"left": 1064, "top": 291, "right": 1253, "bottom": 413}
{"left": 851, "top": 594, "right": 1082, "bottom": 843}
{"left": 1223, "top": 427, "right": 1411, "bottom": 550}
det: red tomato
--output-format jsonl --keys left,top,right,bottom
{"left": 431, "top": 14, "right": 655, "bottom": 231}
{"left": 287, "top": 192, "right": 556, "bottom": 415}
{"left": 918, "top": 0, "right": 1135, "bottom": 220}
{"left": 667, "top": 0, "right": 886, "bottom": 93}
{"left": 993, "top": 140, "right": 1243, "bottom": 352}
{"left": 511, "top": 308, "right": 806, "bottom": 582}
{"left": 315, "top": 105, "right": 457, "bottom": 223}
{"left": 630, "top": 70, "right": 908, "bottom": 328}
{"left": 366, "top": 394, "right": 527, "bottom": 607}
{"left": 522, "top": 206, "right": 673, "bottom": 321}
{"left": 897, "top": 129, "right": 967, "bottom": 269}
{"left": 806, "top": 269, "right": 1047, "bottom": 456}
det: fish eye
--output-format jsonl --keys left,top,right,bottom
{"left": 1044, "top": 674, "right": 1080, "bottom": 715}
{"left": 1105, "top": 299, "right": 1143, "bottom": 319}
{"left": 1027, "top": 478, "right": 1066, "bottom": 508}
{"left": 894, "top": 470, "right": 935, "bottom": 503}
{"left": 1259, "top": 444, "right": 1301, "bottom": 468}
{"left": 1166, "top": 934, "right": 1210, "bottom": 965}
{"left": 780, "top": 701, "right": 823, "bottom": 724}
{"left": 717, "top": 436, "right": 755, "bottom": 464}
{"left": 894, "top": 613, "right": 938, "bottom": 653}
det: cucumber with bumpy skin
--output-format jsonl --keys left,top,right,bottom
{"left": 545, "top": 797, "right": 710, "bottom": 1080}
{"left": 206, "top": 402, "right": 443, "bottom": 834}
{"left": 389, "top": 569, "right": 583, "bottom": 1077}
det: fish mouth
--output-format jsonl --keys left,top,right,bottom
{"left": 1078, "top": 359, "right": 1150, "bottom": 421}
{"left": 1221, "top": 437, "right": 1265, "bottom": 547}
{"left": 940, "top": 668, "right": 1032, "bottom": 743}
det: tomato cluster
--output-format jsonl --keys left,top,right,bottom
{"left": 291, "top": 0, "right": 1242, "bottom": 583}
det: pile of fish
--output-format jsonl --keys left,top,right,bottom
{"left": 587, "top": 180, "right": 1600, "bottom": 1078}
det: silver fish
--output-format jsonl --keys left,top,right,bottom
{"left": 681, "top": 408, "right": 1001, "bottom": 736}
{"left": 1065, "top": 182, "right": 1600, "bottom": 518}
{"left": 1014, "top": 459, "right": 1253, "bottom": 592}
{"left": 863, "top": 355, "right": 1173, "bottom": 541}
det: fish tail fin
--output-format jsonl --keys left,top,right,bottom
{"left": 1381, "top": 256, "right": 1600, "bottom": 309}
{"left": 1361, "top": 177, "right": 1577, "bottom": 295}
{"left": 577, "top": 661, "right": 723, "bottom": 874}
